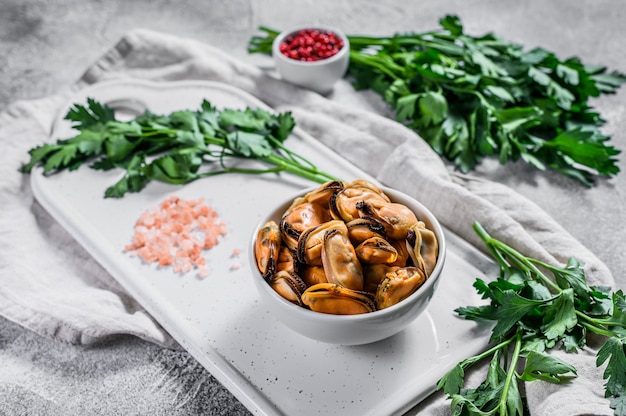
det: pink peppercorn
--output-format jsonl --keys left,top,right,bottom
{"left": 279, "top": 28, "right": 345, "bottom": 62}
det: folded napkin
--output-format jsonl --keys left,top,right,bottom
{"left": 0, "top": 29, "right": 614, "bottom": 415}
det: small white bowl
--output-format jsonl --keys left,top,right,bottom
{"left": 272, "top": 25, "right": 350, "bottom": 94}
{"left": 249, "top": 184, "right": 447, "bottom": 345}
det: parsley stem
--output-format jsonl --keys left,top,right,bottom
{"left": 498, "top": 327, "right": 522, "bottom": 416}
{"left": 577, "top": 313, "right": 625, "bottom": 335}
{"left": 450, "top": 221, "right": 626, "bottom": 416}
{"left": 202, "top": 147, "right": 338, "bottom": 183}
{"left": 201, "top": 133, "right": 338, "bottom": 184}
{"left": 460, "top": 336, "right": 515, "bottom": 369}
{"left": 347, "top": 51, "right": 402, "bottom": 80}
{"left": 473, "top": 222, "right": 562, "bottom": 293}
{"left": 589, "top": 318, "right": 626, "bottom": 328}
{"left": 579, "top": 320, "right": 617, "bottom": 338}
{"left": 263, "top": 154, "right": 339, "bottom": 183}
{"left": 138, "top": 129, "right": 180, "bottom": 138}
{"left": 268, "top": 136, "right": 319, "bottom": 171}
{"left": 256, "top": 25, "right": 280, "bottom": 37}
{"left": 247, "top": 26, "right": 279, "bottom": 54}
{"left": 347, "top": 33, "right": 456, "bottom": 54}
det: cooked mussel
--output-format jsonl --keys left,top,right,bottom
{"left": 300, "top": 266, "right": 328, "bottom": 287}
{"left": 254, "top": 220, "right": 281, "bottom": 280}
{"left": 344, "top": 179, "right": 390, "bottom": 200}
{"left": 296, "top": 220, "right": 347, "bottom": 266}
{"left": 301, "top": 180, "right": 344, "bottom": 206}
{"left": 301, "top": 283, "right": 376, "bottom": 315}
{"left": 269, "top": 270, "right": 307, "bottom": 306}
{"left": 280, "top": 201, "right": 331, "bottom": 251}
{"left": 387, "top": 238, "right": 411, "bottom": 267}
{"left": 345, "top": 216, "right": 386, "bottom": 245}
{"left": 330, "top": 181, "right": 390, "bottom": 222}
{"left": 364, "top": 200, "right": 419, "bottom": 240}
{"left": 321, "top": 227, "right": 364, "bottom": 291}
{"left": 363, "top": 264, "right": 398, "bottom": 293}
{"left": 407, "top": 222, "right": 439, "bottom": 276}
{"left": 276, "top": 246, "right": 297, "bottom": 274}
{"left": 355, "top": 236, "right": 398, "bottom": 264}
{"left": 376, "top": 267, "right": 426, "bottom": 309}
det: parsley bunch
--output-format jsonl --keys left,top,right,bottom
{"left": 437, "top": 222, "right": 626, "bottom": 416}
{"left": 21, "top": 99, "right": 337, "bottom": 197}
{"left": 248, "top": 15, "right": 626, "bottom": 186}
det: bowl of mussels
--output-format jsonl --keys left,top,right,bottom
{"left": 250, "top": 179, "right": 446, "bottom": 345}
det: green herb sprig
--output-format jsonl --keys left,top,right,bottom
{"left": 436, "top": 222, "right": 626, "bottom": 416}
{"left": 248, "top": 15, "right": 626, "bottom": 186}
{"left": 21, "top": 99, "right": 337, "bottom": 197}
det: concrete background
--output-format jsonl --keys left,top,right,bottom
{"left": 2, "top": 0, "right": 625, "bottom": 414}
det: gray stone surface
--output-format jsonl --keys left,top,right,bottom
{"left": 2, "top": 0, "right": 625, "bottom": 414}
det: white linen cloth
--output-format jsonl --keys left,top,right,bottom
{"left": 0, "top": 29, "right": 614, "bottom": 415}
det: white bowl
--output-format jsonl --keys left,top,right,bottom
{"left": 249, "top": 184, "right": 447, "bottom": 345}
{"left": 272, "top": 25, "right": 350, "bottom": 94}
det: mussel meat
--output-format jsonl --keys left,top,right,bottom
{"left": 300, "top": 266, "right": 328, "bottom": 287}
{"left": 254, "top": 220, "right": 281, "bottom": 280}
{"left": 387, "top": 238, "right": 411, "bottom": 267}
{"left": 407, "top": 222, "right": 439, "bottom": 276}
{"left": 344, "top": 179, "right": 390, "bottom": 200}
{"left": 280, "top": 201, "right": 331, "bottom": 251}
{"left": 345, "top": 216, "right": 386, "bottom": 245}
{"left": 354, "top": 236, "right": 398, "bottom": 264}
{"left": 296, "top": 220, "right": 347, "bottom": 266}
{"left": 365, "top": 200, "right": 419, "bottom": 240}
{"left": 269, "top": 270, "right": 307, "bottom": 306}
{"left": 321, "top": 227, "right": 364, "bottom": 291}
{"left": 330, "top": 181, "right": 390, "bottom": 223}
{"left": 276, "top": 246, "right": 297, "bottom": 274}
{"left": 301, "top": 283, "right": 376, "bottom": 315}
{"left": 301, "top": 180, "right": 344, "bottom": 206}
{"left": 363, "top": 264, "right": 398, "bottom": 293}
{"left": 376, "top": 267, "right": 426, "bottom": 309}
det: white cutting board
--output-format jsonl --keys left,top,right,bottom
{"left": 31, "top": 79, "right": 496, "bottom": 416}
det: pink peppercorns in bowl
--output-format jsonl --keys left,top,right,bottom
{"left": 272, "top": 25, "right": 350, "bottom": 94}
{"left": 279, "top": 28, "right": 345, "bottom": 62}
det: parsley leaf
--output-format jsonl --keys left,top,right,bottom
{"left": 434, "top": 222, "right": 626, "bottom": 416}
{"left": 249, "top": 16, "right": 626, "bottom": 185}
{"left": 436, "top": 363, "right": 465, "bottom": 396}
{"left": 540, "top": 289, "right": 577, "bottom": 341}
{"left": 492, "top": 290, "right": 545, "bottom": 339}
{"left": 65, "top": 97, "right": 116, "bottom": 130}
{"left": 597, "top": 338, "right": 626, "bottom": 398}
{"left": 226, "top": 131, "right": 272, "bottom": 158}
{"left": 21, "top": 99, "right": 337, "bottom": 197}
{"left": 518, "top": 351, "right": 577, "bottom": 383}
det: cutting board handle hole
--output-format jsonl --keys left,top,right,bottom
{"left": 106, "top": 98, "right": 147, "bottom": 120}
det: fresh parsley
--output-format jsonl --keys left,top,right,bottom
{"left": 436, "top": 221, "right": 626, "bottom": 416}
{"left": 21, "top": 98, "right": 337, "bottom": 197}
{"left": 248, "top": 15, "right": 626, "bottom": 186}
